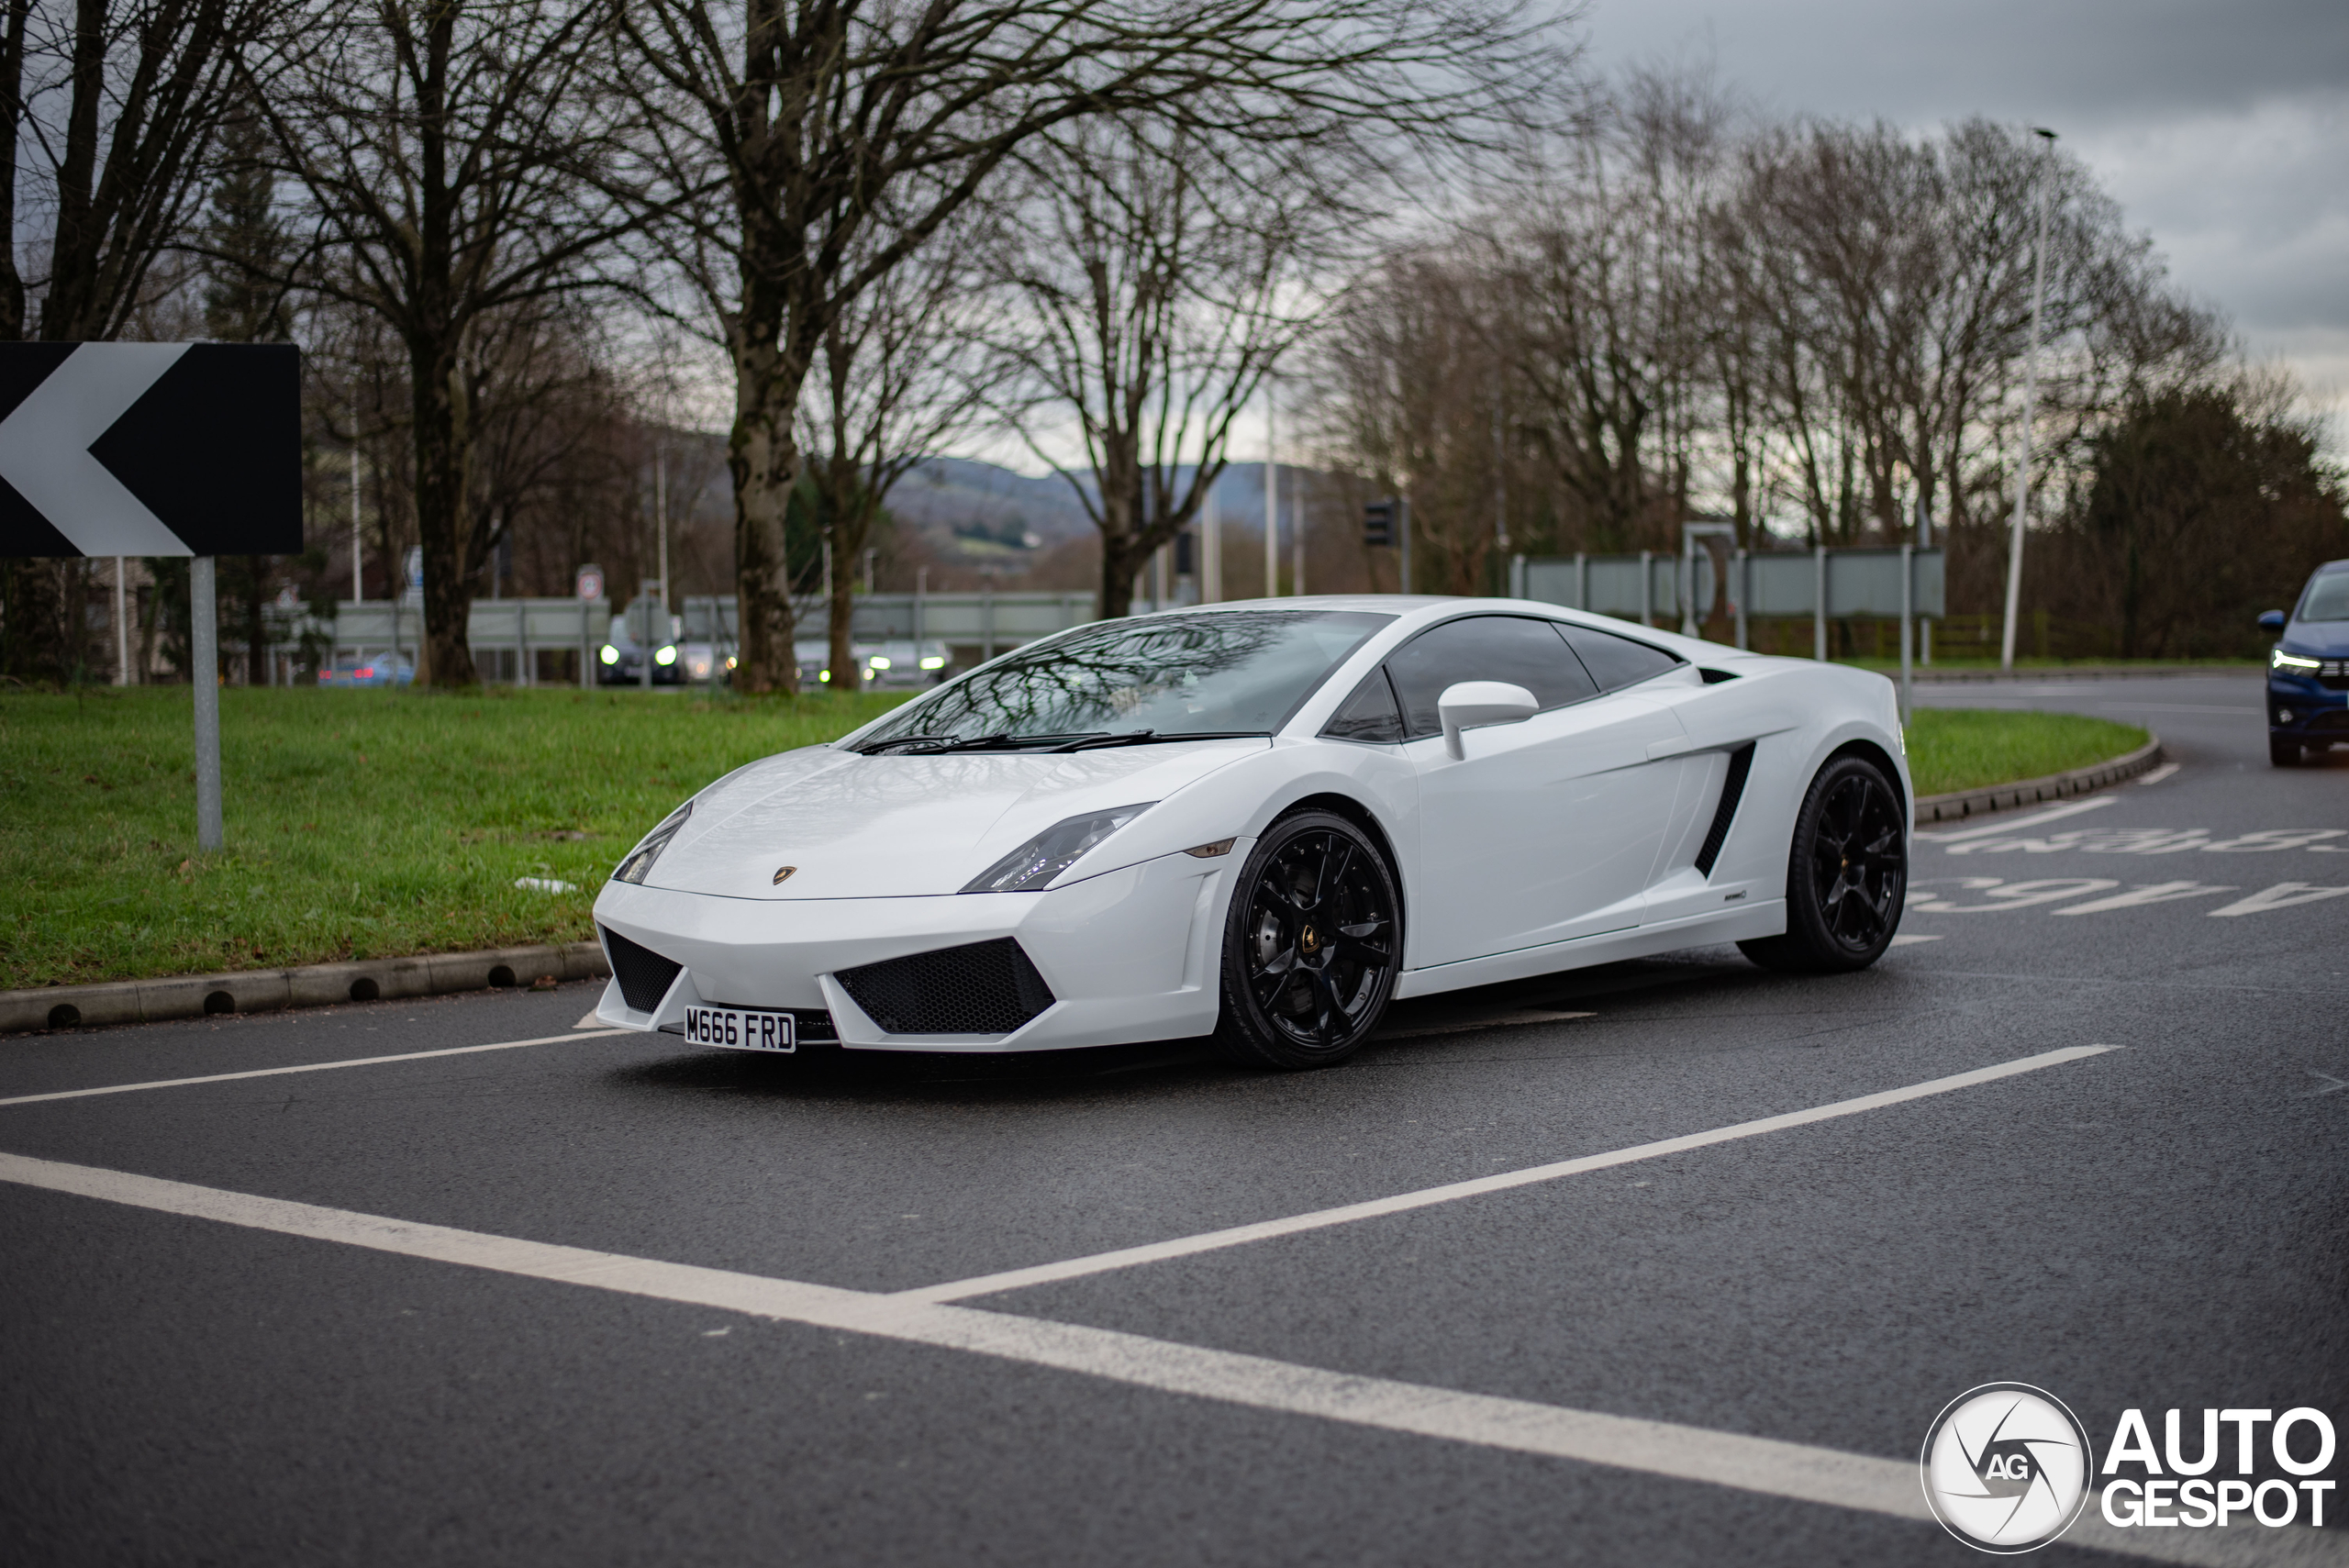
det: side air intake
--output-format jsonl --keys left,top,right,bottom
{"left": 837, "top": 939, "right": 1056, "bottom": 1035}
{"left": 603, "top": 927, "right": 684, "bottom": 1012}
{"left": 1694, "top": 743, "right": 1756, "bottom": 878}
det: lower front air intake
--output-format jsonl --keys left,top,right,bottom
{"left": 602, "top": 927, "right": 684, "bottom": 1013}
{"left": 836, "top": 939, "right": 1056, "bottom": 1035}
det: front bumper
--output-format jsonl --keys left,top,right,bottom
{"left": 590, "top": 846, "right": 1244, "bottom": 1052}
{"left": 2267, "top": 674, "right": 2349, "bottom": 742}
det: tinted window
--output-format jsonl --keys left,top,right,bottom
{"left": 1385, "top": 616, "right": 1599, "bottom": 740}
{"left": 1556, "top": 623, "right": 1683, "bottom": 691}
{"left": 1321, "top": 668, "right": 1404, "bottom": 743}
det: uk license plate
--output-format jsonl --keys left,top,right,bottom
{"left": 681, "top": 1006, "right": 796, "bottom": 1053}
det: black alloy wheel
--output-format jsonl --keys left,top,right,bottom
{"left": 1214, "top": 810, "right": 1400, "bottom": 1070}
{"left": 1739, "top": 753, "right": 1907, "bottom": 973}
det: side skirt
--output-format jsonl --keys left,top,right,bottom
{"left": 1390, "top": 901, "right": 1788, "bottom": 1001}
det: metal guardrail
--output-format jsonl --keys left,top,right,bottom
{"left": 1511, "top": 546, "right": 1944, "bottom": 654}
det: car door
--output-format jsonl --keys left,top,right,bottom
{"left": 1389, "top": 615, "right": 1690, "bottom": 969}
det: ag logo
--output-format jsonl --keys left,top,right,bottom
{"left": 1920, "top": 1384, "right": 2093, "bottom": 1553}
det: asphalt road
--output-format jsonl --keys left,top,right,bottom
{"left": 6, "top": 672, "right": 2345, "bottom": 1567}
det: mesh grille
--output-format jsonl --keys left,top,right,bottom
{"left": 603, "top": 927, "right": 684, "bottom": 1013}
{"left": 1694, "top": 743, "right": 1756, "bottom": 878}
{"left": 837, "top": 939, "right": 1056, "bottom": 1035}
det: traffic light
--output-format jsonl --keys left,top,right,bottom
{"left": 1364, "top": 498, "right": 1397, "bottom": 548}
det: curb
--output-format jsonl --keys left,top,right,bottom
{"left": 1913, "top": 734, "right": 2164, "bottom": 825}
{"left": 4, "top": 941, "right": 609, "bottom": 1036}
{"left": 1909, "top": 664, "right": 2254, "bottom": 684}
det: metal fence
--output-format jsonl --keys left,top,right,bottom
{"left": 1511, "top": 546, "right": 1944, "bottom": 655}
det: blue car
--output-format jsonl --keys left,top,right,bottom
{"left": 2262, "top": 559, "right": 2349, "bottom": 765}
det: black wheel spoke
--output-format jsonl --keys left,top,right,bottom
{"left": 1236, "top": 819, "right": 1397, "bottom": 1059}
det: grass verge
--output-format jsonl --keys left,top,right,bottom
{"left": 4, "top": 689, "right": 2146, "bottom": 990}
{"left": 1, "top": 685, "right": 906, "bottom": 991}
{"left": 1904, "top": 707, "right": 2148, "bottom": 797}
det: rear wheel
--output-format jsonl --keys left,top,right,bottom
{"left": 1213, "top": 810, "right": 1400, "bottom": 1071}
{"left": 2271, "top": 737, "right": 2300, "bottom": 767}
{"left": 1739, "top": 754, "right": 1907, "bottom": 973}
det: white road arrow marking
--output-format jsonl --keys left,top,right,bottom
{"left": 2051, "top": 882, "right": 2237, "bottom": 915}
{"left": 2208, "top": 883, "right": 2349, "bottom": 917}
{"left": 1916, "top": 796, "right": 2117, "bottom": 844}
{"left": 0, "top": 342, "right": 189, "bottom": 554}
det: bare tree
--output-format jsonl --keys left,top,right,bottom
{"left": 992, "top": 118, "right": 1330, "bottom": 617}
{"left": 611, "top": 0, "right": 1567, "bottom": 689}
{"left": 257, "top": 0, "right": 638, "bottom": 684}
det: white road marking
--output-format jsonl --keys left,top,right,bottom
{"left": 0, "top": 1030, "right": 631, "bottom": 1109}
{"left": 2306, "top": 1071, "right": 2346, "bottom": 1099}
{"left": 575, "top": 1010, "right": 604, "bottom": 1029}
{"left": 2136, "top": 762, "right": 2181, "bottom": 786}
{"left": 1887, "top": 934, "right": 1943, "bottom": 945}
{"left": 2209, "top": 883, "right": 2349, "bottom": 917}
{"left": 1906, "top": 878, "right": 2120, "bottom": 912}
{"left": 10, "top": 1146, "right": 2309, "bottom": 1566}
{"left": 1919, "top": 797, "right": 2117, "bottom": 844}
{"left": 896, "top": 1046, "right": 2116, "bottom": 1305}
{"left": 2052, "top": 883, "right": 2238, "bottom": 916}
{"left": 1375, "top": 1008, "right": 1596, "bottom": 1041}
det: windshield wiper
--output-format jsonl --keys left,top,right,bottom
{"left": 1050, "top": 729, "right": 1264, "bottom": 752}
{"left": 855, "top": 734, "right": 956, "bottom": 755}
{"left": 902, "top": 731, "right": 1108, "bottom": 754}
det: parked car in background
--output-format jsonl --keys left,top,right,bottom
{"left": 599, "top": 627, "right": 685, "bottom": 686}
{"left": 2262, "top": 559, "right": 2349, "bottom": 765}
{"left": 317, "top": 653, "right": 414, "bottom": 687}
{"left": 794, "top": 639, "right": 952, "bottom": 689}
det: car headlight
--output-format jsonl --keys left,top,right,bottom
{"left": 2273, "top": 649, "right": 2321, "bottom": 672}
{"left": 962, "top": 804, "right": 1157, "bottom": 894}
{"left": 655, "top": 645, "right": 678, "bottom": 666}
{"left": 869, "top": 655, "right": 892, "bottom": 670}
{"left": 612, "top": 801, "right": 692, "bottom": 884}
{"left": 599, "top": 644, "right": 619, "bottom": 665}
{"left": 919, "top": 655, "right": 945, "bottom": 670}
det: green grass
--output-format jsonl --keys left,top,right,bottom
{"left": 1904, "top": 708, "right": 2148, "bottom": 797}
{"left": 0, "top": 685, "right": 907, "bottom": 992}
{"left": 3, "top": 687, "right": 2146, "bottom": 989}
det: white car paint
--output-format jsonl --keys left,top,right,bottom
{"left": 592, "top": 595, "right": 1911, "bottom": 1051}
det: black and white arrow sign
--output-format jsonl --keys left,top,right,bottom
{"left": 0, "top": 342, "right": 301, "bottom": 558}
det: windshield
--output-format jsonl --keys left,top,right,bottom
{"left": 852, "top": 609, "right": 1393, "bottom": 752}
{"left": 2299, "top": 573, "right": 2349, "bottom": 623}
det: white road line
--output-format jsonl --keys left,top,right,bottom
{"left": 1887, "top": 934, "right": 1943, "bottom": 946}
{"left": 895, "top": 1045, "right": 2116, "bottom": 1306}
{"left": 0, "top": 1029, "right": 631, "bottom": 1109}
{"left": 2137, "top": 762, "right": 2182, "bottom": 786}
{"left": 4, "top": 1150, "right": 2310, "bottom": 1566}
{"left": 1920, "top": 797, "right": 2118, "bottom": 844}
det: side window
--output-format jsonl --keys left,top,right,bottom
{"left": 1384, "top": 616, "right": 1599, "bottom": 740}
{"left": 1556, "top": 623, "right": 1683, "bottom": 692}
{"left": 1321, "top": 668, "right": 1404, "bottom": 744}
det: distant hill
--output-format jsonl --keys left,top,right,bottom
{"left": 885, "top": 455, "right": 1302, "bottom": 556}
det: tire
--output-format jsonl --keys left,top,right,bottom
{"left": 1212, "top": 809, "right": 1401, "bottom": 1071}
{"left": 1738, "top": 753, "right": 1907, "bottom": 973}
{"left": 2270, "top": 738, "right": 2300, "bottom": 767}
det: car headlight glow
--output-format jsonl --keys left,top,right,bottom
{"left": 612, "top": 801, "right": 692, "bottom": 884}
{"left": 919, "top": 656, "right": 945, "bottom": 670}
{"left": 2273, "top": 649, "right": 2321, "bottom": 672}
{"left": 869, "top": 656, "right": 892, "bottom": 670}
{"left": 962, "top": 803, "right": 1158, "bottom": 894}
{"left": 655, "top": 645, "right": 678, "bottom": 666}
{"left": 599, "top": 644, "right": 619, "bottom": 665}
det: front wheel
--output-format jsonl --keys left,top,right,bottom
{"left": 1212, "top": 810, "right": 1401, "bottom": 1071}
{"left": 2270, "top": 737, "right": 2300, "bottom": 767}
{"left": 1739, "top": 754, "right": 1907, "bottom": 973}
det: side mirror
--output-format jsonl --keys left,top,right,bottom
{"left": 2257, "top": 610, "right": 2287, "bottom": 633}
{"left": 1437, "top": 681, "right": 1539, "bottom": 760}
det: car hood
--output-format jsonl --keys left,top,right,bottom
{"left": 2284, "top": 623, "right": 2349, "bottom": 659}
{"left": 638, "top": 738, "right": 1268, "bottom": 899}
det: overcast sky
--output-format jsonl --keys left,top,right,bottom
{"left": 1580, "top": 0, "right": 2349, "bottom": 438}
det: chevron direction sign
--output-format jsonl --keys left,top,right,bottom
{"left": 0, "top": 342, "right": 300, "bottom": 558}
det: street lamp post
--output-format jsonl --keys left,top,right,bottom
{"left": 1999, "top": 127, "right": 2058, "bottom": 671}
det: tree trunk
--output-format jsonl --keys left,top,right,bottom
{"left": 727, "top": 332, "right": 800, "bottom": 694}
{"left": 411, "top": 343, "right": 478, "bottom": 685}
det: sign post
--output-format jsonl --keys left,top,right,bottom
{"left": 0, "top": 342, "right": 302, "bottom": 853}
{"left": 575, "top": 564, "right": 603, "bottom": 690}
